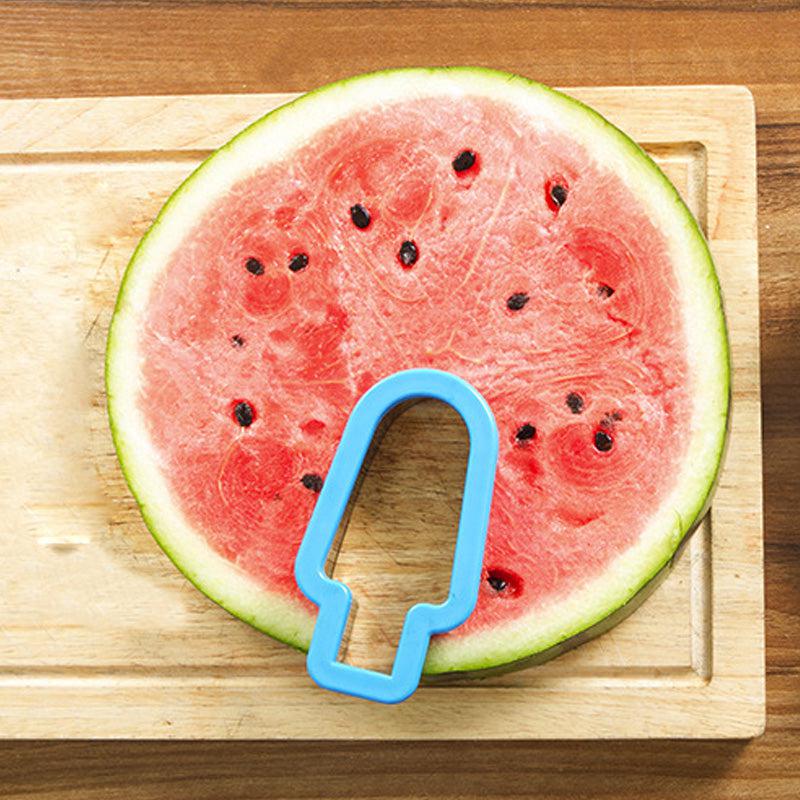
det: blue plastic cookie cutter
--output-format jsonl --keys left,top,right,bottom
{"left": 294, "top": 368, "right": 499, "bottom": 704}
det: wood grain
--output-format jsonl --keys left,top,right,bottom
{"left": 0, "top": 0, "right": 797, "bottom": 796}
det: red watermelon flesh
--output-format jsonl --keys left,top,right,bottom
{"left": 108, "top": 70, "right": 728, "bottom": 673}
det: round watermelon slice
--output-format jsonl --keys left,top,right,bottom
{"left": 106, "top": 68, "right": 729, "bottom": 674}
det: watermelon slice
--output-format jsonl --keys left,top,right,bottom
{"left": 106, "top": 68, "right": 729, "bottom": 674}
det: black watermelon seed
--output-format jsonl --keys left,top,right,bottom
{"left": 515, "top": 423, "right": 537, "bottom": 442}
{"left": 486, "top": 567, "right": 521, "bottom": 596}
{"left": 597, "top": 283, "right": 615, "bottom": 298}
{"left": 233, "top": 401, "right": 254, "bottom": 427}
{"left": 231, "top": 335, "right": 244, "bottom": 348}
{"left": 245, "top": 257, "right": 265, "bottom": 276}
{"left": 399, "top": 240, "right": 418, "bottom": 267}
{"left": 452, "top": 149, "right": 476, "bottom": 172}
{"left": 289, "top": 253, "right": 309, "bottom": 272}
{"left": 594, "top": 430, "right": 613, "bottom": 452}
{"left": 566, "top": 392, "right": 584, "bottom": 414}
{"left": 350, "top": 204, "right": 371, "bottom": 229}
{"left": 301, "top": 473, "right": 324, "bottom": 493}
{"left": 550, "top": 183, "right": 568, "bottom": 208}
{"left": 507, "top": 293, "right": 530, "bottom": 311}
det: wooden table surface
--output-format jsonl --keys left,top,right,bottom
{"left": 0, "top": 1, "right": 797, "bottom": 797}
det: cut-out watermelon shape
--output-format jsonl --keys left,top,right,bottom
{"left": 106, "top": 68, "right": 729, "bottom": 674}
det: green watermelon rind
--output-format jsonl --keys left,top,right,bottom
{"left": 106, "top": 67, "right": 729, "bottom": 675}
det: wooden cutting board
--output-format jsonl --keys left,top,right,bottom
{"left": 0, "top": 86, "right": 763, "bottom": 739}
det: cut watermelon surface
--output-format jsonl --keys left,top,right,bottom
{"left": 107, "top": 69, "right": 729, "bottom": 674}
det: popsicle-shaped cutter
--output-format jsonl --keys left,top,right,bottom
{"left": 294, "top": 368, "right": 499, "bottom": 703}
